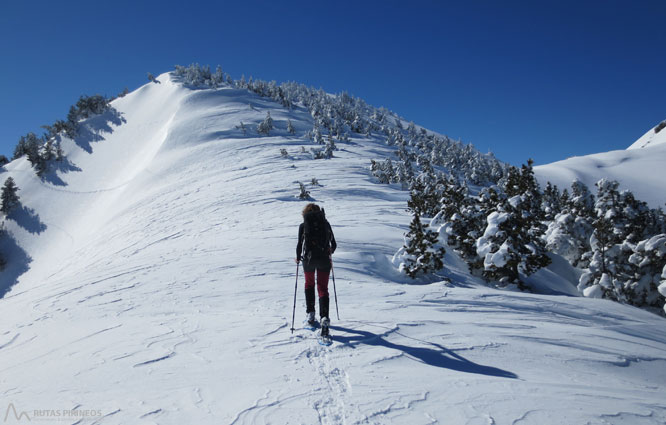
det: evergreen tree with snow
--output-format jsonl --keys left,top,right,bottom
{"left": 406, "top": 178, "right": 440, "bottom": 218}
{"left": 542, "top": 182, "right": 562, "bottom": 221}
{"left": 370, "top": 159, "right": 398, "bottom": 184}
{"left": 257, "top": 112, "right": 274, "bottom": 135}
{"left": 624, "top": 234, "right": 666, "bottom": 311}
{"left": 13, "top": 132, "right": 40, "bottom": 161}
{"left": 1, "top": 177, "right": 20, "bottom": 214}
{"left": 313, "top": 124, "right": 324, "bottom": 144}
{"left": 396, "top": 187, "right": 446, "bottom": 279}
{"left": 287, "top": 119, "right": 296, "bottom": 135}
{"left": 545, "top": 180, "right": 596, "bottom": 268}
{"left": 212, "top": 66, "right": 224, "bottom": 87}
{"left": 585, "top": 179, "right": 627, "bottom": 298}
{"left": 579, "top": 215, "right": 621, "bottom": 300}
{"left": 323, "top": 134, "right": 337, "bottom": 159}
{"left": 431, "top": 177, "right": 485, "bottom": 273}
{"left": 476, "top": 161, "right": 550, "bottom": 289}
{"left": 298, "top": 182, "right": 311, "bottom": 200}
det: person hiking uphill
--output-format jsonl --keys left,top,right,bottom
{"left": 296, "top": 203, "right": 337, "bottom": 338}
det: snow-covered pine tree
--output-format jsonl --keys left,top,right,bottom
{"left": 544, "top": 209, "right": 590, "bottom": 267}
{"left": 370, "top": 159, "right": 397, "bottom": 184}
{"left": 579, "top": 215, "right": 619, "bottom": 299}
{"left": 1, "top": 177, "right": 20, "bottom": 214}
{"left": 542, "top": 182, "right": 562, "bottom": 221}
{"left": 298, "top": 182, "right": 311, "bottom": 200}
{"left": 212, "top": 66, "right": 224, "bottom": 87}
{"left": 563, "top": 179, "right": 596, "bottom": 267}
{"left": 580, "top": 182, "right": 666, "bottom": 305}
{"left": 395, "top": 186, "right": 446, "bottom": 279}
{"left": 257, "top": 112, "right": 274, "bottom": 135}
{"left": 625, "top": 234, "right": 666, "bottom": 312}
{"left": 431, "top": 177, "right": 484, "bottom": 273}
{"left": 407, "top": 178, "right": 439, "bottom": 219}
{"left": 545, "top": 180, "right": 597, "bottom": 268}
{"left": 398, "top": 211, "right": 445, "bottom": 279}
{"left": 476, "top": 161, "right": 550, "bottom": 289}
{"left": 351, "top": 114, "right": 363, "bottom": 133}
{"left": 560, "top": 187, "right": 570, "bottom": 206}
{"left": 407, "top": 121, "right": 417, "bottom": 139}
{"left": 578, "top": 179, "right": 632, "bottom": 301}
{"left": 323, "top": 133, "right": 337, "bottom": 158}
{"left": 13, "top": 132, "right": 40, "bottom": 161}
{"left": 287, "top": 119, "right": 296, "bottom": 135}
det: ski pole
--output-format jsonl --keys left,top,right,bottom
{"left": 331, "top": 258, "right": 340, "bottom": 320}
{"left": 291, "top": 262, "right": 299, "bottom": 334}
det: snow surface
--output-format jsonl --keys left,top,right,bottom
{"left": 534, "top": 119, "right": 666, "bottom": 208}
{"left": 1, "top": 73, "right": 665, "bottom": 424}
{"left": 534, "top": 142, "right": 666, "bottom": 208}
{"left": 627, "top": 120, "right": 666, "bottom": 150}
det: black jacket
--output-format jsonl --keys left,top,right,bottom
{"left": 296, "top": 220, "right": 337, "bottom": 263}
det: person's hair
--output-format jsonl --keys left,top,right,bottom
{"left": 302, "top": 203, "right": 320, "bottom": 217}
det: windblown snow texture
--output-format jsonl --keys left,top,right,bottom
{"left": 0, "top": 74, "right": 664, "bottom": 424}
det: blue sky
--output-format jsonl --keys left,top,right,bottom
{"left": 1, "top": 0, "right": 665, "bottom": 166}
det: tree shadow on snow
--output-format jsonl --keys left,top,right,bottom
{"left": 8, "top": 205, "right": 47, "bottom": 234}
{"left": 0, "top": 230, "right": 32, "bottom": 299}
{"left": 74, "top": 107, "right": 126, "bottom": 153}
{"left": 41, "top": 158, "right": 82, "bottom": 186}
{"left": 331, "top": 325, "right": 518, "bottom": 379}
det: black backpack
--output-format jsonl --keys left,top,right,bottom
{"left": 302, "top": 209, "right": 330, "bottom": 260}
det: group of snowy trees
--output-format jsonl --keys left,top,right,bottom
{"left": 12, "top": 94, "right": 115, "bottom": 176}
{"left": 13, "top": 132, "right": 64, "bottom": 176}
{"left": 371, "top": 126, "right": 508, "bottom": 188}
{"left": 394, "top": 159, "right": 666, "bottom": 314}
{"left": 171, "top": 64, "right": 508, "bottom": 178}
{"left": 173, "top": 64, "right": 231, "bottom": 88}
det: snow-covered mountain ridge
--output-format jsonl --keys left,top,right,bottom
{"left": 0, "top": 72, "right": 665, "bottom": 424}
{"left": 534, "top": 120, "right": 666, "bottom": 208}
{"left": 628, "top": 120, "right": 666, "bottom": 150}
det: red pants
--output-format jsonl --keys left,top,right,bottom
{"left": 304, "top": 269, "right": 329, "bottom": 298}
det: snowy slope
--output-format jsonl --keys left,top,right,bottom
{"left": 534, "top": 141, "right": 666, "bottom": 208}
{"left": 1, "top": 73, "right": 665, "bottom": 424}
{"left": 628, "top": 120, "right": 666, "bottom": 149}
